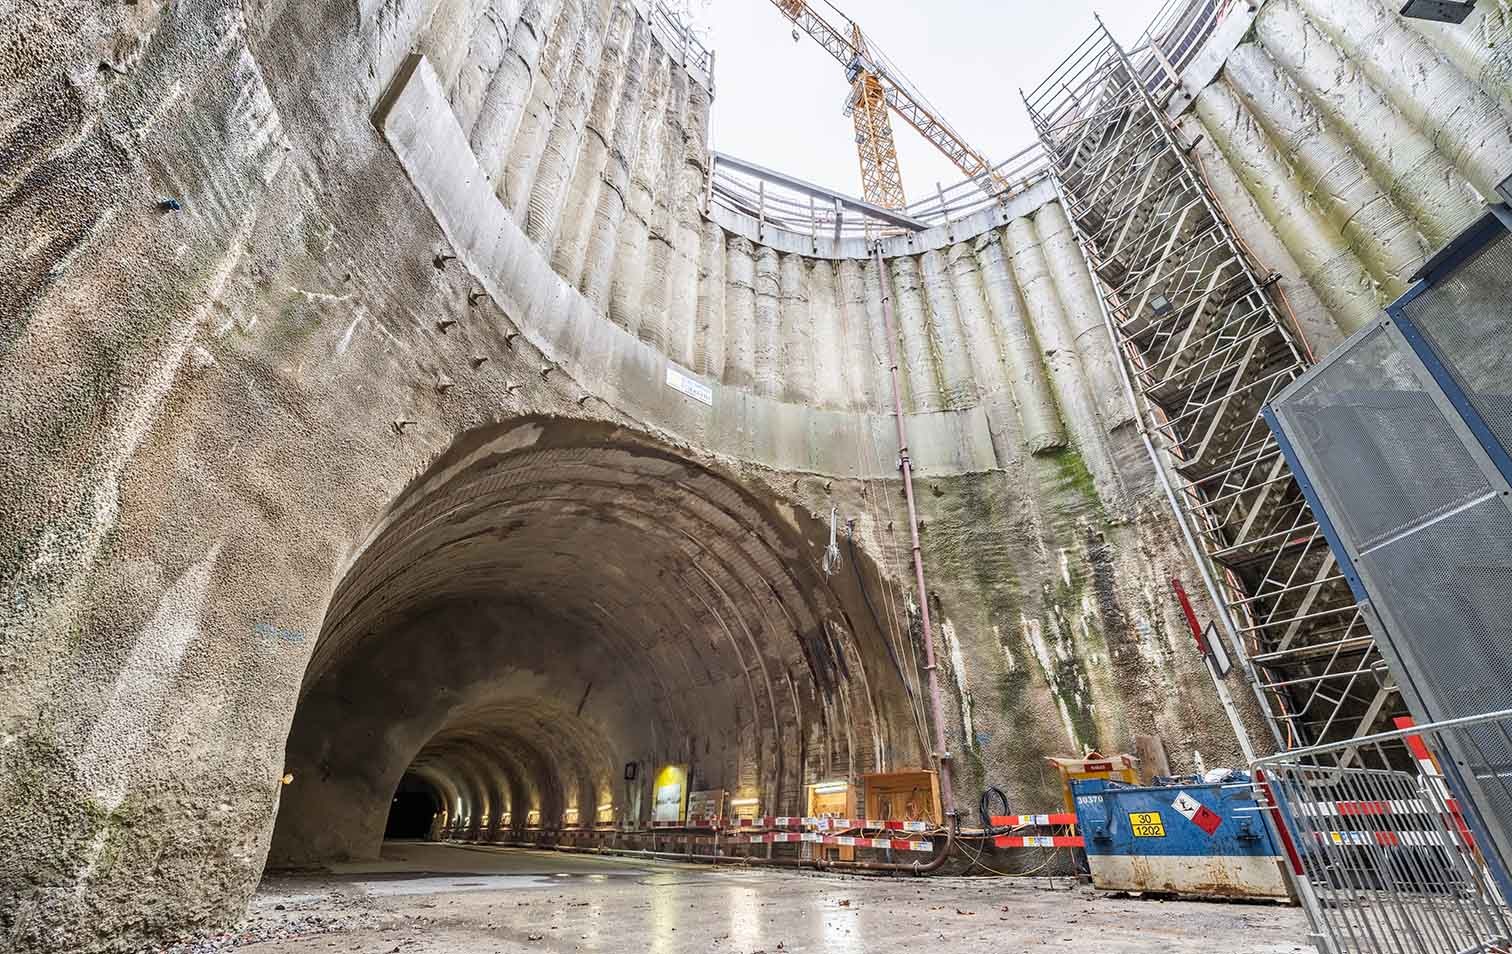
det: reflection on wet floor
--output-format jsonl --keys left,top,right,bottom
{"left": 247, "top": 843, "right": 1309, "bottom": 954}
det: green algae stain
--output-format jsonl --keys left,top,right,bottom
{"left": 1048, "top": 447, "right": 1103, "bottom": 517}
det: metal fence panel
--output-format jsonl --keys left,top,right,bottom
{"left": 1269, "top": 257, "right": 1512, "bottom": 878}
{"left": 1256, "top": 713, "right": 1512, "bottom": 954}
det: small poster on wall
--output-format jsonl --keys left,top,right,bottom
{"left": 651, "top": 764, "right": 689, "bottom": 824}
{"left": 686, "top": 789, "right": 726, "bottom": 824}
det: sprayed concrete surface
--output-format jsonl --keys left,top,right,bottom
{"left": 7, "top": 0, "right": 1512, "bottom": 949}
{"left": 178, "top": 844, "right": 1308, "bottom": 954}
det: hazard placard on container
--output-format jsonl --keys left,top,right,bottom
{"left": 1172, "top": 790, "right": 1223, "bottom": 836}
{"left": 1128, "top": 811, "right": 1165, "bottom": 837}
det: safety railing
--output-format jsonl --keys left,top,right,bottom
{"left": 701, "top": 0, "right": 1238, "bottom": 243}
{"left": 636, "top": 0, "right": 714, "bottom": 89}
{"left": 1135, "top": 0, "right": 1235, "bottom": 75}
{"left": 1254, "top": 710, "right": 1512, "bottom": 954}
{"left": 706, "top": 142, "right": 1051, "bottom": 241}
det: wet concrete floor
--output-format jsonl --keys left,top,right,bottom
{"left": 236, "top": 842, "right": 1311, "bottom": 953}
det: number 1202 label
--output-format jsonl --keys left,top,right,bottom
{"left": 1128, "top": 811, "right": 1166, "bottom": 837}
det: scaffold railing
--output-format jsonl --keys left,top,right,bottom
{"left": 706, "top": 142, "right": 1050, "bottom": 242}
{"left": 636, "top": 0, "right": 715, "bottom": 89}
{"left": 1023, "top": 7, "right": 1399, "bottom": 754}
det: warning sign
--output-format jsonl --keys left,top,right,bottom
{"left": 1172, "top": 790, "right": 1223, "bottom": 836}
{"left": 1128, "top": 811, "right": 1166, "bottom": 837}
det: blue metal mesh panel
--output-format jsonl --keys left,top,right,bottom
{"left": 1276, "top": 327, "right": 1491, "bottom": 553}
{"left": 1360, "top": 497, "right": 1512, "bottom": 720}
{"left": 1399, "top": 228, "right": 1512, "bottom": 456}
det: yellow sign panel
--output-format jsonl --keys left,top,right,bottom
{"left": 651, "top": 764, "right": 688, "bottom": 823}
{"left": 1128, "top": 811, "right": 1166, "bottom": 837}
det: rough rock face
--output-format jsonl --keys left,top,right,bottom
{"left": 19, "top": 0, "right": 1508, "bottom": 950}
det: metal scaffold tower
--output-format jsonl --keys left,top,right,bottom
{"left": 1023, "top": 14, "right": 1402, "bottom": 754}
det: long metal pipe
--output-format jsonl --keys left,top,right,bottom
{"left": 871, "top": 242, "right": 955, "bottom": 817}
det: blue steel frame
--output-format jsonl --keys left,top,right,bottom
{"left": 1386, "top": 214, "right": 1512, "bottom": 489}
{"left": 1264, "top": 206, "right": 1512, "bottom": 907}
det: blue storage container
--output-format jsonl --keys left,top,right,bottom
{"left": 1073, "top": 775, "right": 1293, "bottom": 900}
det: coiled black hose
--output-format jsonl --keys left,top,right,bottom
{"left": 979, "top": 785, "right": 1011, "bottom": 830}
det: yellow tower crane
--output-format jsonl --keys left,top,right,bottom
{"left": 769, "top": 0, "right": 1008, "bottom": 211}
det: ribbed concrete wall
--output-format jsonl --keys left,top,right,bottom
{"left": 1178, "top": 0, "right": 1512, "bottom": 355}
{"left": 26, "top": 0, "right": 1499, "bottom": 948}
{"left": 388, "top": 0, "right": 1155, "bottom": 489}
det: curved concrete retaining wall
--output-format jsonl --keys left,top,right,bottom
{"left": 23, "top": 0, "right": 1506, "bottom": 950}
{"left": 1174, "top": 0, "right": 1512, "bottom": 357}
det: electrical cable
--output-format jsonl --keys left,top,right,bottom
{"left": 978, "top": 785, "right": 1011, "bottom": 829}
{"left": 853, "top": 406, "right": 929, "bottom": 753}
{"left": 950, "top": 828, "right": 1069, "bottom": 879}
{"left": 848, "top": 532, "right": 914, "bottom": 706}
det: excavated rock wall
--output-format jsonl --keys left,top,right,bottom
{"left": 16, "top": 0, "right": 1505, "bottom": 950}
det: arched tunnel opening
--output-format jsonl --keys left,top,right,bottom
{"left": 384, "top": 773, "right": 442, "bottom": 840}
{"left": 268, "top": 417, "right": 928, "bottom": 867}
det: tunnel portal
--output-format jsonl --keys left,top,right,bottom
{"left": 268, "top": 418, "right": 926, "bottom": 865}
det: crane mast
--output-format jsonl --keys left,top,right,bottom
{"left": 847, "top": 24, "right": 908, "bottom": 211}
{"left": 769, "top": 0, "right": 1006, "bottom": 210}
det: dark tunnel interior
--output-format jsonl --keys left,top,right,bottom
{"left": 266, "top": 418, "right": 930, "bottom": 865}
{"left": 385, "top": 774, "right": 442, "bottom": 840}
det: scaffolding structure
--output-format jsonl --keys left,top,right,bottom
{"left": 1023, "top": 11, "right": 1402, "bottom": 755}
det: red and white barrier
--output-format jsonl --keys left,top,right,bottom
{"left": 732, "top": 816, "right": 933, "bottom": 832}
{"left": 742, "top": 831, "right": 934, "bottom": 852}
{"left": 989, "top": 813, "right": 1077, "bottom": 828}
{"left": 993, "top": 834, "right": 1085, "bottom": 848}
{"left": 988, "top": 812, "right": 1083, "bottom": 850}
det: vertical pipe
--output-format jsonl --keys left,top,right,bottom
{"left": 872, "top": 243, "right": 954, "bottom": 817}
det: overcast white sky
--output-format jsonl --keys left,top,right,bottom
{"left": 681, "top": 0, "right": 1166, "bottom": 199}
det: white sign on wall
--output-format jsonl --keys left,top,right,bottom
{"left": 665, "top": 364, "right": 713, "bottom": 406}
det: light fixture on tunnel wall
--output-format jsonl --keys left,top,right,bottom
{"left": 526, "top": 809, "right": 541, "bottom": 827}
{"left": 596, "top": 803, "right": 614, "bottom": 825}
{"left": 821, "top": 506, "right": 843, "bottom": 576}
{"left": 806, "top": 780, "right": 853, "bottom": 821}
{"left": 563, "top": 807, "right": 579, "bottom": 826}
{"left": 1399, "top": 0, "right": 1476, "bottom": 22}
{"left": 729, "top": 796, "right": 760, "bottom": 821}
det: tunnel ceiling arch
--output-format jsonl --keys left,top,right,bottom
{"left": 19, "top": 0, "right": 1509, "bottom": 945}
{"left": 270, "top": 417, "right": 928, "bottom": 864}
